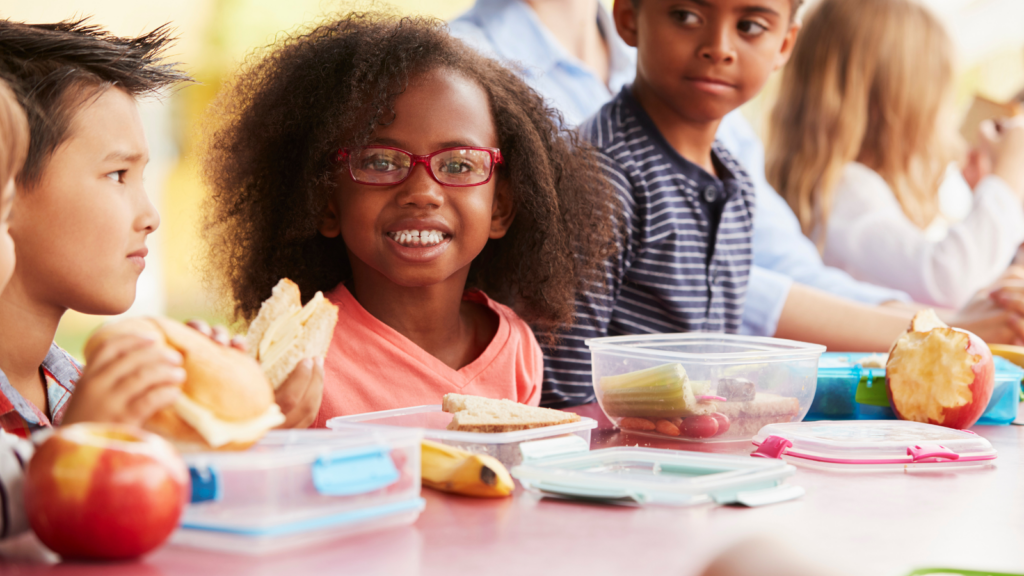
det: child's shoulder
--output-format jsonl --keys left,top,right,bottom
{"left": 578, "top": 88, "right": 642, "bottom": 152}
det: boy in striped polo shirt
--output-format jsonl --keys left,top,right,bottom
{"left": 542, "top": 0, "right": 801, "bottom": 406}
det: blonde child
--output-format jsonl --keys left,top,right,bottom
{"left": 201, "top": 13, "right": 615, "bottom": 421}
{"left": 768, "top": 0, "right": 1024, "bottom": 309}
{"left": 0, "top": 77, "right": 32, "bottom": 540}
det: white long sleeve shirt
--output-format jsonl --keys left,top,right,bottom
{"left": 821, "top": 162, "right": 1024, "bottom": 308}
{"left": 0, "top": 430, "right": 33, "bottom": 540}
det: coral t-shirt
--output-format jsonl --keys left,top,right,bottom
{"left": 313, "top": 284, "right": 543, "bottom": 426}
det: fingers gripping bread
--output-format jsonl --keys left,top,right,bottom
{"left": 85, "top": 317, "right": 284, "bottom": 452}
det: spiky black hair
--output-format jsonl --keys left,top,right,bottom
{"left": 0, "top": 18, "right": 192, "bottom": 185}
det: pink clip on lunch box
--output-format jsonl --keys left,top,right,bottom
{"left": 750, "top": 420, "right": 997, "bottom": 472}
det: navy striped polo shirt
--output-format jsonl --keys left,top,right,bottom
{"left": 538, "top": 87, "right": 756, "bottom": 408}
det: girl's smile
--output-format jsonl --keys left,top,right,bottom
{"left": 384, "top": 219, "right": 454, "bottom": 263}
{"left": 320, "top": 68, "right": 512, "bottom": 290}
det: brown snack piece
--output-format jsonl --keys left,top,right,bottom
{"left": 655, "top": 419, "right": 681, "bottom": 437}
{"left": 619, "top": 417, "right": 657, "bottom": 431}
{"left": 718, "top": 378, "right": 756, "bottom": 402}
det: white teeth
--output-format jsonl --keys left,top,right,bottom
{"left": 387, "top": 230, "right": 447, "bottom": 247}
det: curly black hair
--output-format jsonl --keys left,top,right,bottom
{"left": 201, "top": 12, "right": 615, "bottom": 334}
{"left": 0, "top": 18, "right": 192, "bottom": 186}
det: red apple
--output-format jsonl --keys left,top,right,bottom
{"left": 886, "top": 309, "right": 995, "bottom": 429}
{"left": 24, "top": 423, "right": 189, "bottom": 560}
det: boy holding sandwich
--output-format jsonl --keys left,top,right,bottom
{"left": 544, "top": 0, "right": 801, "bottom": 403}
{"left": 0, "top": 20, "right": 323, "bottom": 443}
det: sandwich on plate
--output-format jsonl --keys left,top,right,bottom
{"left": 442, "top": 393, "right": 580, "bottom": 432}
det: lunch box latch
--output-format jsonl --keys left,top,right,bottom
{"left": 907, "top": 444, "right": 960, "bottom": 463}
{"left": 189, "top": 466, "right": 222, "bottom": 503}
{"left": 312, "top": 445, "right": 399, "bottom": 496}
{"left": 750, "top": 435, "right": 792, "bottom": 460}
{"left": 519, "top": 435, "right": 591, "bottom": 463}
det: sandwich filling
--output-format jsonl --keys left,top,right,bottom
{"left": 173, "top": 394, "right": 286, "bottom": 448}
{"left": 257, "top": 291, "right": 325, "bottom": 370}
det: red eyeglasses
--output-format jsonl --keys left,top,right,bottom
{"left": 336, "top": 145, "right": 503, "bottom": 187}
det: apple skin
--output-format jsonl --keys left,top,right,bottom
{"left": 886, "top": 326, "right": 995, "bottom": 430}
{"left": 24, "top": 423, "right": 189, "bottom": 560}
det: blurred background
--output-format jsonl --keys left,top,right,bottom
{"left": 2, "top": 0, "right": 1023, "bottom": 360}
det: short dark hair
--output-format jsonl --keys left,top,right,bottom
{"left": 629, "top": 0, "right": 804, "bottom": 20}
{"left": 0, "top": 18, "right": 192, "bottom": 186}
{"left": 0, "top": 79, "right": 28, "bottom": 188}
{"left": 201, "top": 12, "right": 617, "bottom": 334}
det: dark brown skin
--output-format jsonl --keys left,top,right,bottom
{"left": 613, "top": 0, "right": 799, "bottom": 176}
{"left": 319, "top": 70, "right": 513, "bottom": 370}
{"left": 201, "top": 13, "right": 616, "bottom": 341}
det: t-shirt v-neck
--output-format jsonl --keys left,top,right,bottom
{"left": 339, "top": 283, "right": 509, "bottom": 384}
{"left": 314, "top": 283, "right": 543, "bottom": 424}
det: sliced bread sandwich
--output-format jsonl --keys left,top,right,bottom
{"left": 442, "top": 393, "right": 581, "bottom": 433}
{"left": 246, "top": 278, "right": 339, "bottom": 389}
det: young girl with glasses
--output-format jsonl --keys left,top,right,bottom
{"left": 201, "top": 12, "right": 615, "bottom": 421}
{"left": 768, "top": 0, "right": 1024, "bottom": 310}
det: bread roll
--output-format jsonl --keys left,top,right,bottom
{"left": 84, "top": 317, "right": 285, "bottom": 452}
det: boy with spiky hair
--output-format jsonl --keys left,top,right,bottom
{"left": 0, "top": 19, "right": 193, "bottom": 539}
{"left": 0, "top": 16, "right": 323, "bottom": 541}
{"left": 0, "top": 18, "right": 193, "bottom": 439}
{"left": 0, "top": 16, "right": 323, "bottom": 436}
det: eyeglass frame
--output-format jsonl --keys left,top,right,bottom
{"left": 335, "top": 145, "right": 504, "bottom": 187}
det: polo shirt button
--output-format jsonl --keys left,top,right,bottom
{"left": 703, "top": 185, "right": 718, "bottom": 203}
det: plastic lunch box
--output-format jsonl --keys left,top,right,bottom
{"left": 586, "top": 334, "right": 826, "bottom": 443}
{"left": 751, "top": 420, "right": 997, "bottom": 472}
{"left": 510, "top": 435, "right": 803, "bottom": 507}
{"left": 170, "top": 428, "right": 424, "bottom": 554}
{"left": 807, "top": 352, "right": 1023, "bottom": 425}
{"left": 327, "top": 405, "right": 598, "bottom": 469}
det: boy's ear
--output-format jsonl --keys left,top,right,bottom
{"left": 773, "top": 22, "right": 802, "bottom": 71}
{"left": 319, "top": 195, "right": 342, "bottom": 238}
{"left": 613, "top": 0, "right": 639, "bottom": 48}
{"left": 488, "top": 179, "right": 515, "bottom": 239}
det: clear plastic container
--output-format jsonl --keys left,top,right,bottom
{"left": 809, "top": 353, "right": 1023, "bottom": 425}
{"left": 328, "top": 405, "right": 597, "bottom": 469}
{"left": 171, "top": 428, "right": 423, "bottom": 554}
{"left": 751, "top": 420, "right": 997, "bottom": 472}
{"left": 587, "top": 334, "right": 825, "bottom": 443}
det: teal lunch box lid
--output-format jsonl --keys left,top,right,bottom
{"left": 509, "top": 436, "right": 803, "bottom": 507}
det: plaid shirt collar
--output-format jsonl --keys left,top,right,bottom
{"left": 0, "top": 343, "right": 81, "bottom": 438}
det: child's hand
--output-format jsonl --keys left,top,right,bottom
{"left": 62, "top": 335, "right": 185, "bottom": 427}
{"left": 983, "top": 117, "right": 1024, "bottom": 198}
{"left": 961, "top": 145, "right": 993, "bottom": 190}
{"left": 185, "top": 318, "right": 247, "bottom": 352}
{"left": 273, "top": 358, "right": 324, "bottom": 429}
